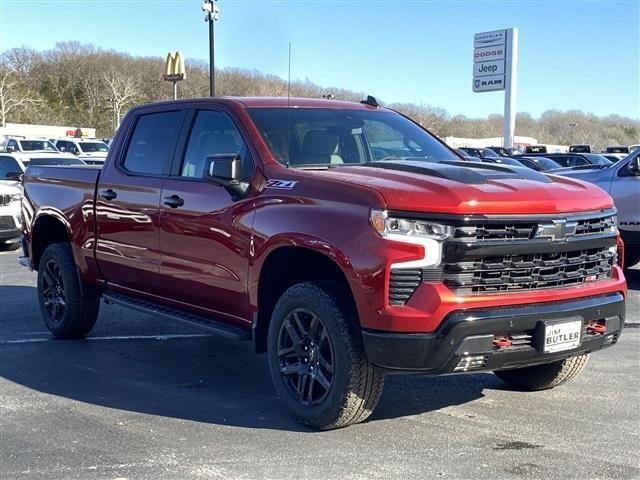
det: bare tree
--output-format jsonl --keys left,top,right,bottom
{"left": 102, "top": 69, "right": 141, "bottom": 133}
{"left": 0, "top": 68, "right": 41, "bottom": 127}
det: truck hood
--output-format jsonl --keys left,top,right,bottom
{"left": 323, "top": 160, "right": 613, "bottom": 215}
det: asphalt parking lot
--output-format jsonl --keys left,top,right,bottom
{"left": 0, "top": 248, "right": 638, "bottom": 480}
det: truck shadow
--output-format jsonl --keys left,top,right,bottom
{"left": 1, "top": 285, "right": 496, "bottom": 432}
{"left": 625, "top": 267, "right": 640, "bottom": 290}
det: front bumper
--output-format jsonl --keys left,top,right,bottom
{"left": 0, "top": 228, "right": 21, "bottom": 243}
{"left": 362, "top": 292, "right": 625, "bottom": 373}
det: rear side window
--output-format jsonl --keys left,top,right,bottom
{"left": 123, "top": 111, "right": 183, "bottom": 175}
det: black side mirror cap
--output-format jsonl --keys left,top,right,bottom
{"left": 628, "top": 157, "right": 640, "bottom": 176}
{"left": 204, "top": 154, "right": 249, "bottom": 197}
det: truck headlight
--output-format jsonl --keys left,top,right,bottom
{"left": 10, "top": 194, "right": 21, "bottom": 204}
{"left": 370, "top": 209, "right": 454, "bottom": 240}
{"left": 370, "top": 209, "right": 454, "bottom": 268}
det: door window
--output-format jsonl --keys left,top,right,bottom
{"left": 181, "top": 110, "right": 252, "bottom": 179}
{"left": 123, "top": 111, "right": 183, "bottom": 175}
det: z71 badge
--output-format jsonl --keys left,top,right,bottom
{"left": 266, "top": 179, "right": 298, "bottom": 190}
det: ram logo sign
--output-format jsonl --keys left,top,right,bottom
{"left": 164, "top": 51, "right": 186, "bottom": 82}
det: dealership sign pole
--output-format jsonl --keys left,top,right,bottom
{"left": 473, "top": 28, "right": 519, "bottom": 147}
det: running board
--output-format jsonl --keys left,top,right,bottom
{"left": 103, "top": 292, "right": 251, "bottom": 341}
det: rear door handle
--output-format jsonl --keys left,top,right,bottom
{"left": 163, "top": 195, "right": 184, "bottom": 208}
{"left": 99, "top": 189, "right": 117, "bottom": 200}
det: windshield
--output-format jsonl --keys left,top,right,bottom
{"left": 78, "top": 142, "right": 109, "bottom": 153}
{"left": 584, "top": 154, "right": 613, "bottom": 165}
{"left": 489, "top": 147, "right": 510, "bottom": 157}
{"left": 489, "top": 157, "right": 524, "bottom": 166}
{"left": 480, "top": 148, "right": 500, "bottom": 158}
{"left": 19, "top": 140, "right": 57, "bottom": 152}
{"left": 529, "top": 157, "right": 562, "bottom": 170}
{"left": 247, "top": 108, "right": 456, "bottom": 167}
{"left": 27, "top": 157, "right": 85, "bottom": 166}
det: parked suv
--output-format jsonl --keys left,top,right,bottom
{"left": 4, "top": 137, "right": 58, "bottom": 155}
{"left": 20, "top": 97, "right": 627, "bottom": 429}
{"left": 54, "top": 138, "right": 109, "bottom": 165}
{"left": 0, "top": 183, "right": 22, "bottom": 249}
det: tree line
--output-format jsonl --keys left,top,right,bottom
{"left": 1, "top": 42, "right": 638, "bottom": 150}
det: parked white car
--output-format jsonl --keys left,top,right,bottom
{"left": 0, "top": 183, "right": 22, "bottom": 249}
{"left": 0, "top": 152, "right": 84, "bottom": 188}
{"left": 54, "top": 138, "right": 109, "bottom": 165}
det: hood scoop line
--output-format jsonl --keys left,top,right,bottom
{"left": 365, "top": 160, "right": 552, "bottom": 185}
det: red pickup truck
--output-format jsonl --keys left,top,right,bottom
{"left": 21, "top": 97, "right": 627, "bottom": 429}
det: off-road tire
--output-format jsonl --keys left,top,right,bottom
{"left": 37, "top": 243, "right": 100, "bottom": 338}
{"left": 267, "top": 281, "right": 384, "bottom": 430}
{"left": 494, "top": 354, "right": 589, "bottom": 391}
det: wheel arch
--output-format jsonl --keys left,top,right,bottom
{"left": 253, "top": 243, "right": 358, "bottom": 353}
{"left": 31, "top": 212, "right": 72, "bottom": 270}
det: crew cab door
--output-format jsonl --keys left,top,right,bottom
{"left": 157, "top": 109, "right": 256, "bottom": 326}
{"left": 95, "top": 108, "right": 186, "bottom": 295}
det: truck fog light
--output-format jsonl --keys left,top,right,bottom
{"left": 453, "top": 355, "right": 487, "bottom": 372}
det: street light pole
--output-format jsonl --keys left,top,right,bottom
{"left": 202, "top": 0, "right": 219, "bottom": 97}
{"left": 569, "top": 123, "right": 578, "bottom": 144}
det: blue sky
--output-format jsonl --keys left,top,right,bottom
{"left": 1, "top": 0, "right": 638, "bottom": 119}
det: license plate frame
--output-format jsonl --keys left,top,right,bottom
{"left": 542, "top": 318, "right": 582, "bottom": 353}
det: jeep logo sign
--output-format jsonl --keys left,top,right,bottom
{"left": 473, "top": 60, "right": 505, "bottom": 77}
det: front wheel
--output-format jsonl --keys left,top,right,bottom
{"left": 37, "top": 243, "right": 100, "bottom": 338}
{"left": 494, "top": 354, "right": 589, "bottom": 391}
{"left": 267, "top": 281, "right": 384, "bottom": 430}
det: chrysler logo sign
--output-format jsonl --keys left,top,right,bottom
{"left": 534, "top": 220, "right": 579, "bottom": 242}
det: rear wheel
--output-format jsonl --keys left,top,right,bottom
{"left": 494, "top": 354, "right": 589, "bottom": 391}
{"left": 267, "top": 281, "right": 384, "bottom": 430}
{"left": 37, "top": 243, "right": 100, "bottom": 338}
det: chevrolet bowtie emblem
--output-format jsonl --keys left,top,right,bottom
{"left": 534, "top": 219, "right": 578, "bottom": 241}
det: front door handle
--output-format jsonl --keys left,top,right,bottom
{"left": 99, "top": 189, "right": 117, "bottom": 200}
{"left": 163, "top": 195, "right": 184, "bottom": 208}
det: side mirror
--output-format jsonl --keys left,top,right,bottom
{"left": 628, "top": 156, "right": 640, "bottom": 176}
{"left": 6, "top": 146, "right": 15, "bottom": 153}
{"left": 204, "top": 154, "right": 248, "bottom": 197}
{"left": 5, "top": 171, "right": 22, "bottom": 181}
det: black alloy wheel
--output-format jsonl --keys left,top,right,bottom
{"left": 37, "top": 242, "right": 100, "bottom": 338}
{"left": 41, "top": 259, "right": 67, "bottom": 323}
{"left": 277, "top": 308, "right": 335, "bottom": 406}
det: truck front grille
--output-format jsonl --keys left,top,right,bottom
{"left": 443, "top": 246, "right": 616, "bottom": 295}
{"left": 453, "top": 213, "right": 617, "bottom": 242}
{"left": 386, "top": 209, "right": 618, "bottom": 304}
{"left": 0, "top": 195, "right": 12, "bottom": 206}
{"left": 0, "top": 216, "right": 16, "bottom": 229}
